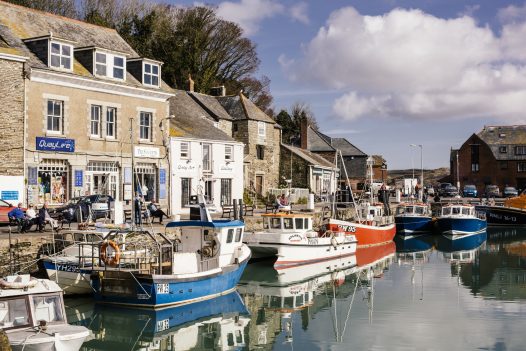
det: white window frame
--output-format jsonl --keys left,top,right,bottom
{"left": 95, "top": 52, "right": 107, "bottom": 76}
{"left": 225, "top": 145, "right": 233, "bottom": 161}
{"left": 94, "top": 51, "right": 126, "bottom": 80}
{"left": 106, "top": 107, "right": 117, "bottom": 139}
{"left": 90, "top": 105, "right": 102, "bottom": 137}
{"left": 47, "top": 100, "right": 63, "bottom": 134}
{"left": 258, "top": 121, "right": 266, "bottom": 137}
{"left": 180, "top": 142, "right": 190, "bottom": 159}
{"left": 49, "top": 41, "right": 72, "bottom": 71}
{"left": 139, "top": 111, "right": 152, "bottom": 141}
{"left": 143, "top": 62, "right": 160, "bottom": 87}
{"left": 202, "top": 143, "right": 212, "bottom": 172}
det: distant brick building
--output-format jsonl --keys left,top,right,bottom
{"left": 451, "top": 125, "right": 526, "bottom": 193}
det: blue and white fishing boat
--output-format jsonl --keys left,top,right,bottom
{"left": 436, "top": 204, "right": 487, "bottom": 235}
{"left": 394, "top": 202, "right": 433, "bottom": 235}
{"left": 90, "top": 197, "right": 251, "bottom": 308}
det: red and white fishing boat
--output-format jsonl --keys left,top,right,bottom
{"left": 321, "top": 201, "right": 396, "bottom": 247}
{"left": 243, "top": 212, "right": 357, "bottom": 268}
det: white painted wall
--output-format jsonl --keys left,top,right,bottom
{"left": 0, "top": 176, "right": 25, "bottom": 205}
{"left": 170, "top": 138, "right": 244, "bottom": 215}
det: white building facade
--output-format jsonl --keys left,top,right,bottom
{"left": 170, "top": 138, "right": 244, "bottom": 215}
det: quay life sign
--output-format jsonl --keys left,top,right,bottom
{"left": 134, "top": 146, "right": 160, "bottom": 158}
{"left": 36, "top": 137, "right": 75, "bottom": 153}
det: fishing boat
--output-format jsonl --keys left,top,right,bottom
{"left": 321, "top": 201, "right": 396, "bottom": 247}
{"left": 436, "top": 204, "right": 487, "bottom": 235}
{"left": 90, "top": 199, "right": 251, "bottom": 308}
{"left": 243, "top": 212, "right": 357, "bottom": 268}
{"left": 0, "top": 275, "right": 89, "bottom": 351}
{"left": 76, "top": 291, "right": 249, "bottom": 350}
{"left": 394, "top": 202, "right": 433, "bottom": 234}
{"left": 476, "top": 193, "right": 526, "bottom": 226}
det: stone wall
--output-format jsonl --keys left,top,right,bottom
{"left": 0, "top": 232, "right": 53, "bottom": 277}
{"left": 0, "top": 58, "right": 25, "bottom": 176}
{"left": 279, "top": 146, "right": 310, "bottom": 189}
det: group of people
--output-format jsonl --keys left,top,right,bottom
{"left": 134, "top": 193, "right": 168, "bottom": 224}
{"left": 7, "top": 202, "right": 59, "bottom": 233}
{"left": 274, "top": 193, "right": 290, "bottom": 213}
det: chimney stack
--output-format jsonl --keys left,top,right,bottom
{"left": 188, "top": 74, "right": 194, "bottom": 92}
{"left": 300, "top": 118, "right": 308, "bottom": 150}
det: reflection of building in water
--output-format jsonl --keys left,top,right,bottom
{"left": 459, "top": 237, "right": 526, "bottom": 300}
{"left": 77, "top": 291, "right": 249, "bottom": 351}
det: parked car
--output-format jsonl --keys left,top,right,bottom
{"left": 443, "top": 185, "right": 459, "bottom": 197}
{"left": 425, "top": 186, "right": 435, "bottom": 196}
{"left": 0, "top": 199, "right": 15, "bottom": 224}
{"left": 438, "top": 183, "right": 453, "bottom": 196}
{"left": 462, "top": 184, "right": 478, "bottom": 198}
{"left": 53, "top": 195, "right": 114, "bottom": 222}
{"left": 484, "top": 185, "right": 500, "bottom": 198}
{"left": 503, "top": 186, "right": 519, "bottom": 198}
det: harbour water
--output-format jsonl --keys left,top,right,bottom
{"left": 65, "top": 227, "right": 526, "bottom": 351}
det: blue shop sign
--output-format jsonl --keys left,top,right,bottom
{"left": 74, "top": 170, "right": 83, "bottom": 187}
{"left": 1, "top": 191, "right": 19, "bottom": 201}
{"left": 36, "top": 137, "right": 75, "bottom": 153}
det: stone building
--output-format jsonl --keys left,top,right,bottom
{"left": 0, "top": 46, "right": 27, "bottom": 204}
{"left": 280, "top": 144, "right": 338, "bottom": 197}
{"left": 451, "top": 125, "right": 526, "bottom": 193}
{"left": 169, "top": 91, "right": 244, "bottom": 214}
{"left": 216, "top": 92, "right": 281, "bottom": 196}
{"left": 0, "top": 1, "right": 174, "bottom": 209}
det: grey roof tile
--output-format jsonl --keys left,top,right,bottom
{"left": 188, "top": 92, "right": 233, "bottom": 121}
{"left": 282, "top": 143, "right": 335, "bottom": 168}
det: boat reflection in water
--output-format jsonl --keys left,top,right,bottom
{"left": 436, "top": 232, "right": 487, "bottom": 257}
{"left": 238, "top": 243, "right": 395, "bottom": 349}
{"left": 69, "top": 291, "right": 249, "bottom": 350}
{"left": 394, "top": 233, "right": 434, "bottom": 266}
{"left": 458, "top": 227, "right": 526, "bottom": 301}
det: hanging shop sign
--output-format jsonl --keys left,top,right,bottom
{"left": 28, "top": 167, "right": 38, "bottom": 185}
{"left": 134, "top": 146, "right": 160, "bottom": 158}
{"left": 74, "top": 170, "right": 83, "bottom": 187}
{"left": 159, "top": 169, "right": 167, "bottom": 199}
{"left": 36, "top": 137, "right": 75, "bottom": 153}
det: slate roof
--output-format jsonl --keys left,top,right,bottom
{"left": 216, "top": 93, "right": 275, "bottom": 123}
{"left": 330, "top": 138, "right": 367, "bottom": 157}
{"left": 0, "top": 0, "right": 173, "bottom": 92}
{"left": 169, "top": 91, "right": 234, "bottom": 142}
{"left": 477, "top": 125, "right": 526, "bottom": 161}
{"left": 307, "top": 128, "right": 335, "bottom": 152}
{"left": 187, "top": 92, "right": 233, "bottom": 121}
{"left": 282, "top": 143, "right": 335, "bottom": 169}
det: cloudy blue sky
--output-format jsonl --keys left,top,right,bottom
{"left": 168, "top": 0, "right": 526, "bottom": 169}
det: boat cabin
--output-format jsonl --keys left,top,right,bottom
{"left": 261, "top": 213, "right": 312, "bottom": 232}
{"left": 441, "top": 205, "right": 476, "bottom": 217}
{"left": 396, "top": 203, "right": 430, "bottom": 216}
{"left": 357, "top": 202, "right": 393, "bottom": 225}
{"left": 0, "top": 278, "right": 66, "bottom": 330}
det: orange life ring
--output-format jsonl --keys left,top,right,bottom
{"left": 100, "top": 240, "right": 121, "bottom": 267}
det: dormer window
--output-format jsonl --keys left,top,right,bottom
{"left": 94, "top": 51, "right": 125, "bottom": 80}
{"left": 50, "top": 42, "right": 72, "bottom": 70}
{"left": 143, "top": 62, "right": 159, "bottom": 87}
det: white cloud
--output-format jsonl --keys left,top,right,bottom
{"left": 216, "top": 0, "right": 284, "bottom": 36}
{"left": 497, "top": 3, "right": 526, "bottom": 24}
{"left": 281, "top": 6, "right": 526, "bottom": 122}
{"left": 457, "top": 4, "right": 480, "bottom": 17}
{"left": 290, "top": 2, "right": 309, "bottom": 24}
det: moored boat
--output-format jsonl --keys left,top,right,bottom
{"left": 243, "top": 212, "right": 357, "bottom": 268}
{"left": 0, "top": 275, "right": 89, "bottom": 351}
{"left": 436, "top": 204, "right": 487, "bottom": 235}
{"left": 321, "top": 202, "right": 396, "bottom": 247}
{"left": 476, "top": 193, "right": 526, "bottom": 226}
{"left": 394, "top": 202, "right": 433, "bottom": 234}
{"left": 90, "top": 199, "right": 251, "bottom": 308}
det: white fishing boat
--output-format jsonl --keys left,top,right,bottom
{"left": 243, "top": 212, "right": 357, "bottom": 268}
{"left": 0, "top": 275, "right": 89, "bottom": 351}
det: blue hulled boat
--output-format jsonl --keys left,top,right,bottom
{"left": 435, "top": 231, "right": 487, "bottom": 253}
{"left": 394, "top": 203, "right": 433, "bottom": 235}
{"left": 436, "top": 204, "right": 487, "bottom": 235}
{"left": 91, "top": 199, "right": 251, "bottom": 308}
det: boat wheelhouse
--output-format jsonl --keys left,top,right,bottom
{"left": 394, "top": 203, "right": 433, "bottom": 235}
{"left": 436, "top": 204, "right": 487, "bottom": 235}
{"left": 243, "top": 212, "right": 357, "bottom": 268}
{"left": 0, "top": 276, "right": 89, "bottom": 351}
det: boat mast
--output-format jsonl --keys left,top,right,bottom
{"left": 130, "top": 117, "right": 135, "bottom": 229}
{"left": 339, "top": 150, "right": 360, "bottom": 221}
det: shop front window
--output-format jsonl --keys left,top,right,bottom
{"left": 221, "top": 178, "right": 232, "bottom": 205}
{"left": 38, "top": 160, "right": 69, "bottom": 204}
{"left": 181, "top": 178, "right": 191, "bottom": 206}
{"left": 86, "top": 162, "right": 119, "bottom": 199}
{"left": 135, "top": 163, "right": 157, "bottom": 201}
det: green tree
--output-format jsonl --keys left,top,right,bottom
{"left": 277, "top": 102, "right": 319, "bottom": 145}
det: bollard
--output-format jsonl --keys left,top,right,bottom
{"left": 239, "top": 199, "right": 244, "bottom": 221}
{"left": 233, "top": 199, "right": 239, "bottom": 220}
{"left": 308, "top": 193, "right": 315, "bottom": 211}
